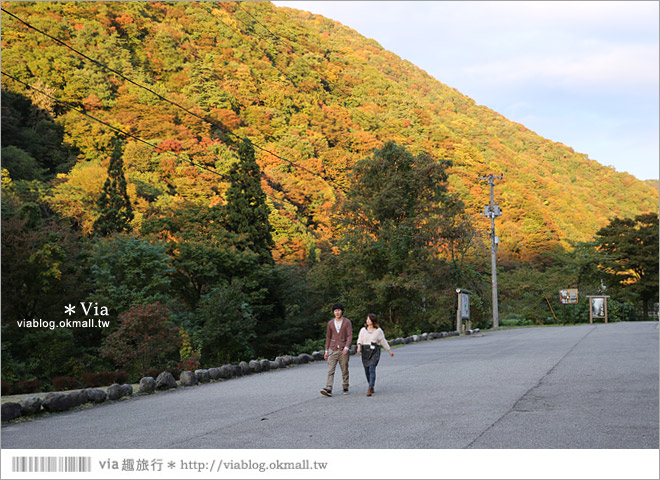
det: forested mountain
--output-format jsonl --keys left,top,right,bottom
{"left": 2, "top": 1, "right": 658, "bottom": 388}
{"left": 2, "top": 1, "right": 656, "bottom": 264}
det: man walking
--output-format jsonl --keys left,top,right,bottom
{"left": 321, "top": 303, "right": 353, "bottom": 397}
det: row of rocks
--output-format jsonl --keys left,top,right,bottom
{"left": 389, "top": 331, "right": 460, "bottom": 345}
{"left": 2, "top": 331, "right": 459, "bottom": 422}
{"left": 154, "top": 353, "right": 317, "bottom": 389}
{"left": 1, "top": 384, "right": 134, "bottom": 421}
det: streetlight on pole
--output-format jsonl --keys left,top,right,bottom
{"left": 479, "top": 173, "right": 503, "bottom": 329}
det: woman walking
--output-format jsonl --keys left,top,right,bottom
{"left": 356, "top": 313, "right": 394, "bottom": 396}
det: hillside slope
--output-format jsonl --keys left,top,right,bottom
{"left": 1, "top": 1, "right": 657, "bottom": 262}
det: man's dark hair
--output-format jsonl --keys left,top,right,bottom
{"left": 332, "top": 303, "right": 344, "bottom": 313}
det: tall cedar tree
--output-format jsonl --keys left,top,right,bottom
{"left": 93, "top": 138, "right": 134, "bottom": 236}
{"left": 224, "top": 139, "right": 274, "bottom": 264}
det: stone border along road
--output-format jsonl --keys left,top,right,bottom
{"left": 1, "top": 330, "right": 460, "bottom": 422}
{"left": 2, "top": 323, "right": 657, "bottom": 449}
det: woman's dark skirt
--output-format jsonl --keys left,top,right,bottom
{"left": 361, "top": 344, "right": 381, "bottom": 367}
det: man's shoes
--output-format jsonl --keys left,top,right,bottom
{"left": 343, "top": 387, "right": 349, "bottom": 395}
{"left": 367, "top": 387, "right": 373, "bottom": 397}
{"left": 320, "top": 388, "right": 332, "bottom": 397}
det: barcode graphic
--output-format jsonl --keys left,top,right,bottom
{"left": 12, "top": 456, "right": 91, "bottom": 473}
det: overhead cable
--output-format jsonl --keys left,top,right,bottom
{"left": 1, "top": 71, "right": 302, "bottom": 215}
{"left": 0, "top": 6, "right": 348, "bottom": 193}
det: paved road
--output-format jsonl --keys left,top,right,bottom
{"left": 2, "top": 322, "right": 658, "bottom": 449}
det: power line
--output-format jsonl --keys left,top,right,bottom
{"left": 3, "top": 71, "right": 473, "bottom": 251}
{"left": 0, "top": 7, "right": 232, "bottom": 142}
{"left": 2, "top": 7, "right": 473, "bottom": 249}
{"left": 206, "top": 4, "right": 305, "bottom": 92}
{"left": 0, "top": 71, "right": 302, "bottom": 216}
{"left": 0, "top": 6, "right": 349, "bottom": 193}
{"left": 1, "top": 71, "right": 229, "bottom": 180}
{"left": 211, "top": 4, "right": 356, "bottom": 191}
{"left": 1, "top": 4, "right": 462, "bottom": 249}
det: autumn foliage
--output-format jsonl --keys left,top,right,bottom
{"left": 0, "top": 1, "right": 657, "bottom": 389}
{"left": 0, "top": 1, "right": 655, "bottom": 264}
{"left": 100, "top": 303, "right": 181, "bottom": 377}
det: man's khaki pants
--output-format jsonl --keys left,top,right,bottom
{"left": 326, "top": 349, "right": 349, "bottom": 392}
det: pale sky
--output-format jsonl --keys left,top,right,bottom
{"left": 273, "top": 1, "right": 659, "bottom": 181}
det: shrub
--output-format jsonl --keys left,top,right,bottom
{"left": 81, "top": 372, "right": 101, "bottom": 388}
{"left": 97, "top": 371, "right": 117, "bottom": 386}
{"left": 145, "top": 368, "right": 162, "bottom": 379}
{"left": 500, "top": 314, "right": 533, "bottom": 327}
{"left": 178, "top": 328, "right": 201, "bottom": 371}
{"left": 52, "top": 376, "right": 79, "bottom": 391}
{"left": 2, "top": 380, "right": 13, "bottom": 395}
{"left": 12, "top": 378, "right": 40, "bottom": 394}
{"left": 88, "top": 370, "right": 132, "bottom": 386}
{"left": 290, "top": 338, "right": 325, "bottom": 356}
{"left": 101, "top": 303, "right": 181, "bottom": 377}
{"left": 178, "top": 352, "right": 201, "bottom": 372}
{"left": 115, "top": 370, "right": 129, "bottom": 384}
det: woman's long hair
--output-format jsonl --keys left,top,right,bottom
{"left": 366, "top": 313, "right": 380, "bottom": 329}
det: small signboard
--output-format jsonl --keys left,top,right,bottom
{"left": 456, "top": 289, "right": 472, "bottom": 334}
{"left": 559, "top": 289, "right": 578, "bottom": 304}
{"left": 460, "top": 293, "right": 470, "bottom": 320}
{"left": 587, "top": 295, "right": 610, "bottom": 324}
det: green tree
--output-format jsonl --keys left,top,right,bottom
{"left": 89, "top": 234, "right": 173, "bottom": 316}
{"left": 141, "top": 203, "right": 261, "bottom": 310}
{"left": 242, "top": 263, "right": 319, "bottom": 359}
{"left": 1, "top": 171, "right": 95, "bottom": 384}
{"left": 1, "top": 89, "right": 77, "bottom": 178}
{"left": 1, "top": 146, "right": 47, "bottom": 181}
{"left": 1, "top": 201, "right": 89, "bottom": 322}
{"left": 253, "top": 264, "right": 319, "bottom": 357}
{"left": 93, "top": 138, "right": 134, "bottom": 236}
{"left": 198, "top": 281, "right": 257, "bottom": 365}
{"left": 595, "top": 212, "right": 659, "bottom": 315}
{"left": 331, "top": 141, "right": 467, "bottom": 335}
{"left": 224, "top": 139, "right": 275, "bottom": 265}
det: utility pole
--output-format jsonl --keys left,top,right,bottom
{"left": 479, "top": 174, "right": 503, "bottom": 328}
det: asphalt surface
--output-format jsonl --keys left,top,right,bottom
{"left": 2, "top": 322, "right": 658, "bottom": 449}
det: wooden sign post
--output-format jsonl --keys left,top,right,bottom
{"left": 587, "top": 295, "right": 610, "bottom": 324}
{"left": 456, "top": 289, "right": 472, "bottom": 333}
